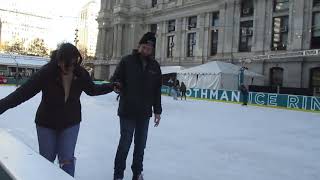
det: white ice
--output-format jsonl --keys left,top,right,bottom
{"left": 0, "top": 86, "right": 319, "bottom": 180}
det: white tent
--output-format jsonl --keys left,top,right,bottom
{"left": 177, "top": 61, "right": 264, "bottom": 90}
{"left": 0, "top": 54, "right": 49, "bottom": 68}
{"left": 160, "top": 66, "right": 184, "bottom": 74}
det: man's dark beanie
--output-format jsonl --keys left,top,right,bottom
{"left": 139, "top": 32, "right": 156, "bottom": 46}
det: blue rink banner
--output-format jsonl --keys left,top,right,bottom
{"left": 161, "top": 86, "right": 320, "bottom": 112}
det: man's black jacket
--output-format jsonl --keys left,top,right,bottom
{"left": 0, "top": 61, "right": 113, "bottom": 130}
{"left": 111, "top": 50, "right": 162, "bottom": 118}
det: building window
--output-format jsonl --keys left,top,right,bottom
{"left": 241, "top": 0, "right": 254, "bottom": 17}
{"left": 271, "top": 16, "right": 288, "bottom": 51}
{"left": 239, "top": 21, "right": 253, "bottom": 52}
{"left": 168, "top": 20, "right": 176, "bottom": 33}
{"left": 187, "top": 33, "right": 196, "bottom": 57}
{"left": 0, "top": 65, "right": 6, "bottom": 72}
{"left": 274, "top": 0, "right": 289, "bottom": 12}
{"left": 311, "top": 12, "right": 320, "bottom": 49}
{"left": 314, "top": 0, "right": 320, "bottom": 7}
{"left": 270, "top": 67, "right": 284, "bottom": 87}
{"left": 188, "top": 16, "right": 197, "bottom": 30}
{"left": 212, "top": 12, "right": 219, "bottom": 27}
{"left": 152, "top": 0, "right": 157, "bottom": 7}
{"left": 310, "top": 67, "right": 320, "bottom": 90}
{"left": 149, "top": 24, "right": 157, "bottom": 55}
{"left": 211, "top": 30, "right": 218, "bottom": 56}
{"left": 167, "top": 35, "right": 174, "bottom": 58}
{"left": 150, "top": 24, "right": 157, "bottom": 34}
{"left": 211, "top": 12, "right": 219, "bottom": 56}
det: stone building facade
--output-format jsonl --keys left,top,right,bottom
{"left": 94, "top": 0, "right": 320, "bottom": 93}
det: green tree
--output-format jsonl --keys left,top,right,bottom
{"left": 0, "top": 41, "right": 10, "bottom": 52}
{"left": 27, "top": 38, "right": 48, "bottom": 57}
{"left": 7, "top": 39, "right": 25, "bottom": 54}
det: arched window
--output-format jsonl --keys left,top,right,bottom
{"left": 270, "top": 67, "right": 284, "bottom": 86}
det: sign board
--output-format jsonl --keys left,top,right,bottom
{"left": 162, "top": 86, "right": 320, "bottom": 112}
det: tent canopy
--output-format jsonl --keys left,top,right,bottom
{"left": 0, "top": 54, "right": 49, "bottom": 68}
{"left": 161, "top": 66, "right": 184, "bottom": 74}
{"left": 176, "top": 61, "right": 264, "bottom": 90}
{"left": 177, "top": 61, "right": 263, "bottom": 77}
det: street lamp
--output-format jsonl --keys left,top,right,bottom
{"left": 74, "top": 28, "right": 79, "bottom": 47}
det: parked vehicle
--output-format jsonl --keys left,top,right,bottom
{"left": 0, "top": 75, "right": 8, "bottom": 84}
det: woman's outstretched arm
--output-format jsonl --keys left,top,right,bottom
{"left": 81, "top": 68, "right": 114, "bottom": 96}
{"left": 0, "top": 64, "right": 51, "bottom": 114}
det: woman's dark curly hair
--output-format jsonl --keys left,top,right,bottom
{"left": 50, "top": 43, "right": 82, "bottom": 69}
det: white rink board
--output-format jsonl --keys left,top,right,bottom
{"left": 0, "top": 129, "right": 74, "bottom": 180}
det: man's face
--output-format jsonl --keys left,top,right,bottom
{"left": 138, "top": 44, "right": 154, "bottom": 58}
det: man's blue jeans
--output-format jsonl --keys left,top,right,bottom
{"left": 36, "top": 124, "right": 80, "bottom": 177}
{"left": 114, "top": 116, "right": 150, "bottom": 179}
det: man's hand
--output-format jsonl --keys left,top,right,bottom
{"left": 154, "top": 114, "right": 161, "bottom": 127}
{"left": 113, "top": 82, "right": 121, "bottom": 94}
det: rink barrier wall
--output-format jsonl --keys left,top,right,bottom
{"left": 0, "top": 83, "right": 318, "bottom": 112}
{"left": 0, "top": 80, "right": 107, "bottom": 86}
{"left": 0, "top": 129, "right": 75, "bottom": 180}
{"left": 161, "top": 86, "right": 320, "bottom": 112}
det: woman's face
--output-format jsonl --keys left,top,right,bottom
{"left": 58, "top": 58, "right": 77, "bottom": 75}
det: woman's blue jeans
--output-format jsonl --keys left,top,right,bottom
{"left": 36, "top": 124, "right": 80, "bottom": 177}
